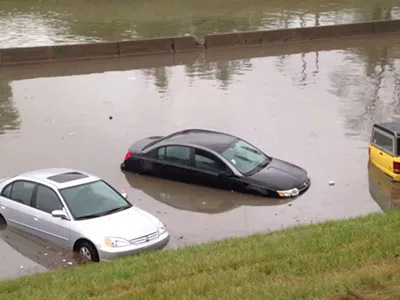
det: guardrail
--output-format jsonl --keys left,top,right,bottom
{"left": 1, "top": 19, "right": 400, "bottom": 66}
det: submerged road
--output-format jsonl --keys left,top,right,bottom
{"left": 1, "top": 35, "right": 400, "bottom": 279}
{"left": 0, "top": 239, "right": 47, "bottom": 280}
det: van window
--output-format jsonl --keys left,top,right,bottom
{"left": 397, "top": 138, "right": 400, "bottom": 156}
{"left": 372, "top": 130, "right": 394, "bottom": 155}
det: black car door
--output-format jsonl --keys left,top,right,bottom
{"left": 192, "top": 148, "right": 245, "bottom": 192}
{"left": 150, "top": 145, "right": 197, "bottom": 183}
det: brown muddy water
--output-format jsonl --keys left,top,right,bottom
{"left": 1, "top": 0, "right": 400, "bottom": 47}
{"left": 1, "top": 35, "right": 400, "bottom": 273}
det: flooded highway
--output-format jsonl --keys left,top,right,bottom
{"left": 1, "top": 34, "right": 400, "bottom": 277}
{"left": 1, "top": 0, "right": 400, "bottom": 47}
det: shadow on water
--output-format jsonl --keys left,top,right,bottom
{"left": 368, "top": 161, "right": 400, "bottom": 211}
{"left": 123, "top": 173, "right": 294, "bottom": 214}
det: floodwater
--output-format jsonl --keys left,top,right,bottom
{"left": 1, "top": 0, "right": 400, "bottom": 47}
{"left": 1, "top": 34, "right": 400, "bottom": 272}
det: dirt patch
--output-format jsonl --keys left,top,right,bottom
{"left": 332, "top": 286, "right": 394, "bottom": 300}
{"left": 333, "top": 293, "right": 378, "bottom": 300}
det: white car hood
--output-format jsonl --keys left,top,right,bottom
{"left": 76, "top": 206, "right": 159, "bottom": 241}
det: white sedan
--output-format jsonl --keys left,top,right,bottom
{"left": 0, "top": 168, "right": 170, "bottom": 262}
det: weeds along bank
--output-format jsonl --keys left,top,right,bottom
{"left": 0, "top": 210, "right": 399, "bottom": 300}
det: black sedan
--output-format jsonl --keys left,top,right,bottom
{"left": 120, "top": 129, "right": 311, "bottom": 198}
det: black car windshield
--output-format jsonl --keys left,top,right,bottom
{"left": 59, "top": 180, "right": 131, "bottom": 220}
{"left": 220, "top": 139, "right": 270, "bottom": 174}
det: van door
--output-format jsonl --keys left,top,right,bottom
{"left": 370, "top": 128, "right": 395, "bottom": 176}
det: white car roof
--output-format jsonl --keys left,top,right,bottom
{"left": 15, "top": 168, "right": 100, "bottom": 190}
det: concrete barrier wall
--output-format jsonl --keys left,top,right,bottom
{"left": 204, "top": 19, "right": 400, "bottom": 49}
{"left": 0, "top": 42, "right": 119, "bottom": 65}
{"left": 119, "top": 37, "right": 174, "bottom": 56}
{"left": 1, "top": 19, "right": 400, "bottom": 66}
{"left": 4, "top": 33, "right": 399, "bottom": 82}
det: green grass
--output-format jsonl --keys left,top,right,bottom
{"left": 1, "top": 211, "right": 400, "bottom": 300}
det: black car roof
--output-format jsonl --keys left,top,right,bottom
{"left": 153, "top": 129, "right": 238, "bottom": 152}
{"left": 374, "top": 122, "right": 400, "bottom": 135}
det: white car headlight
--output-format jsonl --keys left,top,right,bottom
{"left": 105, "top": 237, "right": 130, "bottom": 248}
{"left": 277, "top": 188, "right": 299, "bottom": 198}
{"left": 158, "top": 221, "right": 167, "bottom": 234}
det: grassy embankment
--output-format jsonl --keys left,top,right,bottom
{"left": 0, "top": 210, "right": 400, "bottom": 300}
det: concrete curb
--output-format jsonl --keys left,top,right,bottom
{"left": 1, "top": 19, "right": 400, "bottom": 66}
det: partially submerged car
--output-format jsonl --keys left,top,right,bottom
{"left": 0, "top": 168, "right": 170, "bottom": 262}
{"left": 368, "top": 161, "right": 400, "bottom": 211}
{"left": 121, "top": 129, "right": 311, "bottom": 198}
{"left": 369, "top": 122, "right": 400, "bottom": 181}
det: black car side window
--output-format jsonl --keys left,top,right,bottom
{"left": 157, "top": 147, "right": 166, "bottom": 159}
{"left": 35, "top": 185, "right": 63, "bottom": 214}
{"left": 162, "top": 146, "right": 191, "bottom": 165}
{"left": 1, "top": 183, "right": 13, "bottom": 198}
{"left": 10, "top": 181, "right": 36, "bottom": 206}
{"left": 194, "top": 149, "right": 230, "bottom": 172}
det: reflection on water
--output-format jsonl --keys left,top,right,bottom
{"left": 0, "top": 82, "right": 20, "bottom": 134}
{"left": 149, "top": 58, "right": 254, "bottom": 94}
{"left": 329, "top": 44, "right": 400, "bottom": 140}
{"left": 0, "top": 10, "right": 101, "bottom": 48}
{"left": 1, "top": 0, "right": 400, "bottom": 47}
{"left": 368, "top": 161, "right": 400, "bottom": 211}
{"left": 123, "top": 173, "right": 293, "bottom": 214}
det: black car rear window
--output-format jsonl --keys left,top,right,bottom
{"left": 47, "top": 172, "right": 88, "bottom": 183}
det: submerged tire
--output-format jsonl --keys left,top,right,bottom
{"left": 75, "top": 240, "right": 99, "bottom": 263}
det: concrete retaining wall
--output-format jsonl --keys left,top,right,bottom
{"left": 1, "top": 19, "right": 400, "bottom": 66}
{"left": 119, "top": 37, "right": 174, "bottom": 56}
{"left": 203, "top": 19, "right": 400, "bottom": 49}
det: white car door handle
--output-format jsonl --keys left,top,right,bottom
{"left": 33, "top": 217, "right": 39, "bottom": 221}
{"left": 0, "top": 205, "right": 6, "bottom": 210}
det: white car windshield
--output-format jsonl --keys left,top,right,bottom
{"left": 59, "top": 180, "right": 131, "bottom": 220}
{"left": 220, "top": 139, "right": 270, "bottom": 174}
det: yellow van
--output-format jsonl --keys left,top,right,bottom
{"left": 368, "top": 161, "right": 400, "bottom": 211}
{"left": 369, "top": 122, "right": 400, "bottom": 181}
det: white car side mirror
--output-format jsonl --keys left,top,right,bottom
{"left": 51, "top": 210, "right": 70, "bottom": 220}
